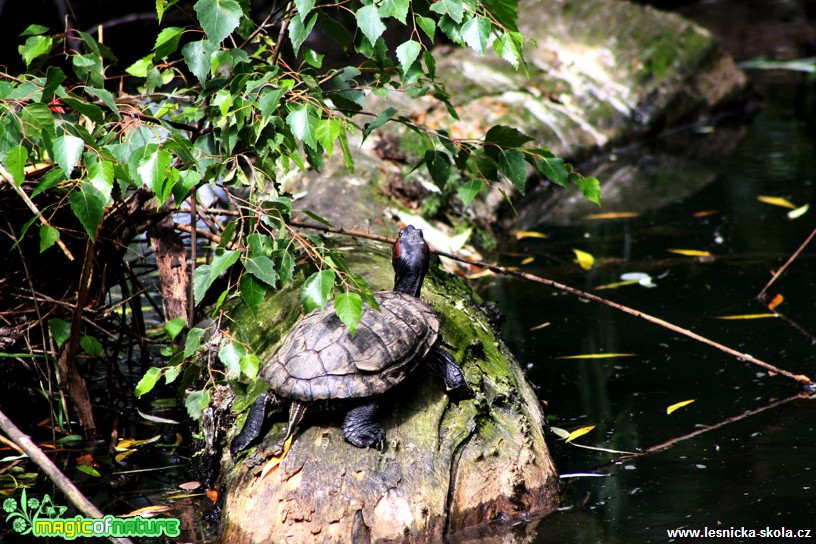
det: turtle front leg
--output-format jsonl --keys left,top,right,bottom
{"left": 342, "top": 400, "right": 385, "bottom": 449}
{"left": 230, "top": 391, "right": 272, "bottom": 457}
{"left": 429, "top": 346, "right": 474, "bottom": 402}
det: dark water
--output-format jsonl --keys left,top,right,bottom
{"left": 487, "top": 74, "right": 816, "bottom": 542}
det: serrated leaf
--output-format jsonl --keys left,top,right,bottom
{"left": 3, "top": 145, "right": 27, "bottom": 186}
{"left": 493, "top": 31, "right": 523, "bottom": 68}
{"left": 458, "top": 179, "right": 483, "bottom": 206}
{"left": 39, "top": 224, "right": 60, "bottom": 253}
{"left": 565, "top": 425, "right": 595, "bottom": 443}
{"left": 485, "top": 125, "right": 535, "bottom": 147}
{"left": 156, "top": 0, "right": 181, "bottom": 22}
{"left": 87, "top": 160, "right": 114, "bottom": 206}
{"left": 430, "top": 0, "right": 463, "bottom": 23}
{"left": 184, "top": 327, "right": 206, "bottom": 357}
{"left": 69, "top": 187, "right": 104, "bottom": 240}
{"left": 240, "top": 273, "right": 266, "bottom": 314}
{"left": 286, "top": 105, "right": 318, "bottom": 149}
{"left": 461, "top": 17, "right": 491, "bottom": 55}
{"left": 48, "top": 318, "right": 70, "bottom": 347}
{"left": 496, "top": 148, "right": 527, "bottom": 193}
{"left": 185, "top": 389, "right": 211, "bottom": 420}
{"left": 239, "top": 353, "right": 260, "bottom": 380}
{"left": 51, "top": 134, "right": 84, "bottom": 177}
{"left": 245, "top": 256, "right": 278, "bottom": 287}
{"left": 425, "top": 149, "right": 452, "bottom": 187}
{"left": 666, "top": 399, "right": 695, "bottom": 415}
{"left": 182, "top": 39, "right": 219, "bottom": 83}
{"left": 575, "top": 175, "right": 601, "bottom": 207}
{"left": 20, "top": 103, "right": 55, "bottom": 139}
{"left": 165, "top": 317, "right": 187, "bottom": 340}
{"left": 289, "top": 12, "right": 317, "bottom": 55}
{"left": 154, "top": 27, "right": 184, "bottom": 59}
{"left": 194, "top": 0, "right": 243, "bottom": 43}
{"left": 396, "top": 40, "right": 422, "bottom": 74}
{"left": 137, "top": 148, "right": 173, "bottom": 202}
{"left": 335, "top": 292, "right": 362, "bottom": 334}
{"left": 19, "top": 35, "right": 53, "bottom": 67}
{"left": 356, "top": 5, "right": 386, "bottom": 44}
{"left": 126, "top": 55, "right": 154, "bottom": 78}
{"left": 294, "top": 0, "right": 315, "bottom": 21}
{"left": 302, "top": 269, "right": 335, "bottom": 312}
{"left": 80, "top": 335, "right": 103, "bottom": 358}
{"left": 363, "top": 107, "right": 398, "bottom": 141}
{"left": 20, "top": 24, "right": 50, "bottom": 36}
{"left": 540, "top": 157, "right": 569, "bottom": 186}
{"left": 316, "top": 118, "right": 342, "bottom": 157}
{"left": 193, "top": 250, "right": 240, "bottom": 304}
{"left": 135, "top": 367, "right": 163, "bottom": 397}
{"left": 85, "top": 87, "right": 120, "bottom": 118}
{"left": 219, "top": 341, "right": 246, "bottom": 377}
{"left": 416, "top": 16, "right": 436, "bottom": 40}
{"left": 484, "top": 0, "right": 518, "bottom": 31}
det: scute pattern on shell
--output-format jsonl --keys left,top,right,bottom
{"left": 260, "top": 291, "right": 439, "bottom": 401}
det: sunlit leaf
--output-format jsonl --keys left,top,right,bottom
{"left": 714, "top": 313, "right": 778, "bottom": 320}
{"left": 757, "top": 195, "right": 796, "bottom": 209}
{"left": 69, "top": 187, "right": 104, "bottom": 240}
{"left": 75, "top": 465, "right": 100, "bottom": 477}
{"left": 595, "top": 279, "right": 640, "bottom": 290}
{"left": 666, "top": 399, "right": 696, "bottom": 415}
{"left": 260, "top": 434, "right": 294, "bottom": 478}
{"left": 185, "top": 389, "right": 211, "bottom": 420}
{"left": 3, "top": 145, "right": 27, "bottom": 186}
{"left": 584, "top": 212, "right": 638, "bottom": 220}
{"left": 301, "top": 269, "right": 335, "bottom": 312}
{"left": 396, "top": 40, "right": 422, "bottom": 73}
{"left": 520, "top": 256, "right": 534, "bottom": 265}
{"left": 572, "top": 249, "right": 594, "bottom": 270}
{"left": 692, "top": 209, "right": 719, "bottom": 218}
{"left": 767, "top": 293, "right": 784, "bottom": 312}
{"left": 193, "top": 250, "right": 240, "bottom": 304}
{"left": 565, "top": 425, "right": 595, "bottom": 443}
{"left": 620, "top": 272, "right": 656, "bottom": 288}
{"left": 51, "top": 134, "right": 84, "bottom": 176}
{"left": 668, "top": 249, "right": 711, "bottom": 257}
{"left": 135, "top": 367, "right": 162, "bottom": 397}
{"left": 514, "top": 230, "right": 547, "bottom": 239}
{"left": 429, "top": 0, "right": 464, "bottom": 23}
{"left": 788, "top": 203, "right": 809, "bottom": 219}
{"left": 356, "top": 5, "right": 386, "bottom": 44}
{"left": 335, "top": 292, "right": 362, "bottom": 334}
{"left": 194, "top": 0, "right": 243, "bottom": 44}
{"left": 557, "top": 353, "right": 636, "bottom": 359}
{"left": 137, "top": 408, "right": 179, "bottom": 425}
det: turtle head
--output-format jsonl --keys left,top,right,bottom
{"left": 392, "top": 225, "right": 430, "bottom": 297}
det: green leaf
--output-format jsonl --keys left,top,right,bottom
{"left": 378, "top": 0, "right": 409, "bottom": 24}
{"left": 219, "top": 341, "right": 246, "bottom": 376}
{"left": 48, "top": 318, "right": 71, "bottom": 347}
{"left": 126, "top": 55, "right": 154, "bottom": 77}
{"left": 184, "top": 327, "right": 206, "bottom": 357}
{"left": 496, "top": 148, "right": 527, "bottom": 194}
{"left": 288, "top": 12, "right": 317, "bottom": 55}
{"left": 239, "top": 274, "right": 267, "bottom": 314}
{"left": 60, "top": 97, "right": 104, "bottom": 124}
{"left": 462, "top": 17, "right": 491, "bottom": 55}
{"left": 185, "top": 389, "right": 211, "bottom": 420}
{"left": 85, "top": 87, "right": 120, "bottom": 118}
{"left": 416, "top": 16, "right": 436, "bottom": 41}
{"left": 80, "top": 335, "right": 103, "bottom": 358}
{"left": 51, "top": 134, "right": 84, "bottom": 177}
{"left": 182, "top": 39, "right": 219, "bottom": 83}
{"left": 20, "top": 24, "right": 50, "bottom": 36}
{"left": 137, "top": 148, "right": 174, "bottom": 201}
{"left": 458, "top": 179, "right": 483, "bottom": 206}
{"left": 20, "top": 103, "right": 55, "bottom": 139}
{"left": 19, "top": 35, "right": 53, "bottom": 67}
{"left": 39, "top": 225, "right": 60, "bottom": 253}
{"left": 193, "top": 250, "right": 240, "bottom": 304}
{"left": 156, "top": 0, "right": 181, "bottom": 22}
{"left": 334, "top": 292, "right": 362, "bottom": 335}
{"left": 245, "top": 256, "right": 278, "bottom": 287}
{"left": 301, "top": 269, "right": 335, "bottom": 312}
{"left": 484, "top": 0, "right": 518, "bottom": 32}
{"left": 42, "top": 66, "right": 66, "bottom": 101}
{"left": 316, "top": 118, "right": 343, "bottom": 157}
{"left": 356, "top": 5, "right": 386, "bottom": 45}
{"left": 485, "top": 124, "right": 534, "bottom": 147}
{"left": 239, "top": 353, "right": 260, "bottom": 380}
{"left": 3, "top": 145, "right": 27, "bottom": 186}
{"left": 286, "top": 105, "right": 318, "bottom": 149}
{"left": 87, "top": 160, "right": 114, "bottom": 206}
{"left": 430, "top": 0, "right": 464, "bottom": 23}
{"left": 493, "top": 31, "right": 523, "bottom": 69}
{"left": 294, "top": 0, "right": 315, "bottom": 21}
{"left": 135, "top": 367, "right": 162, "bottom": 397}
{"left": 363, "top": 107, "right": 398, "bottom": 141}
{"left": 194, "top": 0, "right": 243, "bottom": 43}
{"left": 540, "top": 157, "right": 570, "bottom": 186}
{"left": 425, "top": 149, "right": 452, "bottom": 187}
{"left": 396, "top": 40, "right": 422, "bottom": 74}
{"left": 154, "top": 27, "right": 184, "bottom": 59}
{"left": 278, "top": 249, "right": 295, "bottom": 285}
{"left": 69, "top": 187, "right": 104, "bottom": 240}
{"left": 574, "top": 175, "right": 602, "bottom": 207}
{"left": 165, "top": 317, "right": 187, "bottom": 340}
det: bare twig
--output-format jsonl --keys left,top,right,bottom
{"left": 0, "top": 409, "right": 134, "bottom": 544}
{"left": 758, "top": 225, "right": 816, "bottom": 300}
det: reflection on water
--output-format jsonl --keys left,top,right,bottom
{"left": 488, "top": 73, "right": 816, "bottom": 542}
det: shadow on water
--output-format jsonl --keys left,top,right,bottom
{"left": 486, "top": 72, "right": 816, "bottom": 542}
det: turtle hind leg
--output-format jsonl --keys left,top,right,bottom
{"left": 342, "top": 400, "right": 385, "bottom": 449}
{"left": 429, "top": 346, "right": 475, "bottom": 402}
{"left": 230, "top": 391, "right": 271, "bottom": 457}
{"left": 271, "top": 401, "right": 308, "bottom": 456}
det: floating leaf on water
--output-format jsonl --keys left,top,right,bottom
{"left": 514, "top": 230, "right": 547, "bottom": 239}
{"left": 668, "top": 249, "right": 712, "bottom": 257}
{"left": 565, "top": 425, "right": 596, "bottom": 443}
{"left": 549, "top": 426, "right": 570, "bottom": 440}
{"left": 757, "top": 195, "right": 796, "bottom": 209}
{"left": 620, "top": 272, "right": 657, "bottom": 288}
{"left": 692, "top": 209, "right": 719, "bottom": 218}
{"left": 666, "top": 399, "right": 696, "bottom": 414}
{"left": 520, "top": 256, "right": 535, "bottom": 265}
{"left": 572, "top": 249, "right": 594, "bottom": 270}
{"left": 595, "top": 279, "right": 640, "bottom": 290}
{"left": 179, "top": 481, "right": 201, "bottom": 491}
{"left": 557, "top": 353, "right": 636, "bottom": 359}
{"left": 714, "top": 313, "right": 778, "bottom": 320}
{"left": 788, "top": 203, "right": 809, "bottom": 219}
{"left": 530, "top": 321, "right": 551, "bottom": 331}
{"left": 767, "top": 293, "right": 784, "bottom": 312}
{"left": 583, "top": 212, "right": 638, "bottom": 220}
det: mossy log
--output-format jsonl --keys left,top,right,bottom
{"left": 219, "top": 239, "right": 558, "bottom": 542}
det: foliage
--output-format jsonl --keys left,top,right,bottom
{"left": 1, "top": 0, "right": 599, "bottom": 416}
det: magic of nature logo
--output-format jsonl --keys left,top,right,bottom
{"left": 3, "top": 489, "right": 180, "bottom": 539}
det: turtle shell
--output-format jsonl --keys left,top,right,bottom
{"left": 260, "top": 291, "right": 439, "bottom": 401}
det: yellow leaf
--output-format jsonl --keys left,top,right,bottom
{"left": 260, "top": 435, "right": 294, "bottom": 479}
{"left": 114, "top": 450, "right": 136, "bottom": 463}
{"left": 666, "top": 399, "right": 696, "bottom": 415}
{"left": 595, "top": 279, "right": 640, "bottom": 290}
{"left": 557, "top": 353, "right": 636, "bottom": 359}
{"left": 767, "top": 294, "right": 784, "bottom": 312}
{"left": 714, "top": 313, "right": 778, "bottom": 320}
{"left": 668, "top": 249, "right": 712, "bottom": 257}
{"left": 566, "top": 425, "right": 596, "bottom": 443}
{"left": 788, "top": 203, "right": 809, "bottom": 219}
{"left": 584, "top": 212, "right": 639, "bottom": 220}
{"left": 520, "top": 256, "right": 535, "bottom": 265}
{"left": 757, "top": 195, "right": 796, "bottom": 209}
{"left": 514, "top": 230, "right": 547, "bottom": 239}
{"left": 572, "top": 249, "right": 595, "bottom": 270}
{"left": 692, "top": 209, "right": 719, "bottom": 218}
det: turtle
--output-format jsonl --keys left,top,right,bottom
{"left": 230, "top": 225, "right": 473, "bottom": 456}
